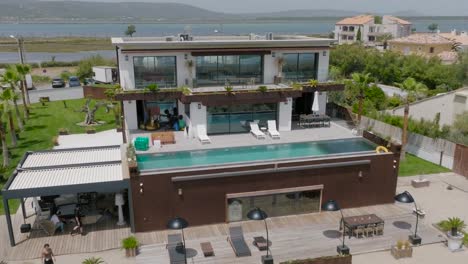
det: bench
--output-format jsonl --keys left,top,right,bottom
{"left": 201, "top": 242, "right": 214, "bottom": 257}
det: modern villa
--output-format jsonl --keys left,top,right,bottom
{"left": 110, "top": 34, "right": 401, "bottom": 232}
{"left": 2, "top": 34, "right": 401, "bottom": 248}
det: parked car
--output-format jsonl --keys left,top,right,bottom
{"left": 51, "top": 78, "right": 66, "bottom": 88}
{"left": 83, "top": 78, "right": 95, "bottom": 85}
{"left": 68, "top": 76, "right": 81, "bottom": 87}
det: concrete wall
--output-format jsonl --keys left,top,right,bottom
{"left": 317, "top": 92, "right": 328, "bottom": 115}
{"left": 389, "top": 42, "right": 452, "bottom": 56}
{"left": 123, "top": 101, "right": 138, "bottom": 130}
{"left": 390, "top": 88, "right": 468, "bottom": 127}
{"left": 361, "top": 116, "right": 456, "bottom": 169}
{"left": 277, "top": 98, "right": 292, "bottom": 131}
{"left": 188, "top": 102, "right": 207, "bottom": 138}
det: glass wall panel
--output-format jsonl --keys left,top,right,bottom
{"left": 207, "top": 114, "right": 230, "bottom": 134}
{"left": 195, "top": 55, "right": 263, "bottom": 86}
{"left": 134, "top": 56, "right": 177, "bottom": 88}
{"left": 226, "top": 189, "right": 321, "bottom": 222}
{"left": 282, "top": 53, "right": 318, "bottom": 82}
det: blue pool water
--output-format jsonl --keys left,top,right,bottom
{"left": 137, "top": 138, "right": 376, "bottom": 171}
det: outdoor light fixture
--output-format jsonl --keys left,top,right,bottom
{"left": 272, "top": 52, "right": 276, "bottom": 58}
{"left": 184, "top": 54, "right": 188, "bottom": 60}
{"left": 198, "top": 103, "right": 201, "bottom": 109}
{"left": 322, "top": 200, "right": 350, "bottom": 255}
{"left": 178, "top": 188, "right": 183, "bottom": 196}
{"left": 125, "top": 54, "right": 129, "bottom": 61}
{"left": 394, "top": 191, "right": 422, "bottom": 245}
{"left": 247, "top": 207, "right": 273, "bottom": 264}
{"left": 358, "top": 171, "right": 363, "bottom": 179}
{"left": 323, "top": 51, "right": 327, "bottom": 56}
{"left": 167, "top": 217, "right": 189, "bottom": 264}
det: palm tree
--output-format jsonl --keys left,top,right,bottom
{"left": 15, "top": 64, "right": 32, "bottom": 117}
{"left": 1, "top": 68, "right": 24, "bottom": 130}
{"left": 0, "top": 112, "right": 8, "bottom": 167}
{"left": 0, "top": 88, "right": 18, "bottom": 147}
{"left": 396, "top": 78, "right": 428, "bottom": 160}
{"left": 351, "top": 72, "right": 372, "bottom": 131}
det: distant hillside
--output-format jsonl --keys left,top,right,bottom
{"left": 0, "top": 0, "right": 380, "bottom": 22}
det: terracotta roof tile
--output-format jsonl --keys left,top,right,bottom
{"left": 336, "top": 15, "right": 374, "bottom": 25}
{"left": 389, "top": 33, "right": 453, "bottom": 44}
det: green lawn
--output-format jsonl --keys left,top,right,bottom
{"left": 0, "top": 99, "right": 116, "bottom": 214}
{"left": 398, "top": 153, "right": 451, "bottom": 177}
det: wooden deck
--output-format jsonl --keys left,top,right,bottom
{"left": 136, "top": 204, "right": 444, "bottom": 264}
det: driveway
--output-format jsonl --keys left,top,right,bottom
{"left": 27, "top": 86, "right": 83, "bottom": 103}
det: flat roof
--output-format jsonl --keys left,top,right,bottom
{"left": 8, "top": 164, "right": 123, "bottom": 191}
{"left": 112, "top": 35, "right": 333, "bottom": 50}
{"left": 21, "top": 146, "right": 122, "bottom": 168}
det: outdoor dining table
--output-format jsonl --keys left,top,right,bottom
{"left": 299, "top": 114, "right": 331, "bottom": 128}
{"left": 341, "top": 214, "right": 384, "bottom": 238}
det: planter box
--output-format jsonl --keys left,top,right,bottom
{"left": 280, "top": 255, "right": 352, "bottom": 264}
{"left": 125, "top": 247, "right": 137, "bottom": 257}
{"left": 411, "top": 179, "right": 430, "bottom": 188}
{"left": 391, "top": 246, "right": 413, "bottom": 259}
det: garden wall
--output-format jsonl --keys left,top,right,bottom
{"left": 361, "top": 116, "right": 456, "bottom": 169}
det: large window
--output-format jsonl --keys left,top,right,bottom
{"left": 282, "top": 53, "right": 318, "bottom": 82}
{"left": 227, "top": 189, "right": 322, "bottom": 222}
{"left": 133, "top": 56, "right": 177, "bottom": 89}
{"left": 196, "top": 55, "right": 263, "bottom": 86}
{"left": 207, "top": 103, "right": 277, "bottom": 134}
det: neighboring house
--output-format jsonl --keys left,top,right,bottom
{"left": 334, "top": 15, "right": 412, "bottom": 45}
{"left": 440, "top": 29, "right": 468, "bottom": 51}
{"left": 388, "top": 33, "right": 453, "bottom": 57}
{"left": 390, "top": 87, "right": 468, "bottom": 127}
{"left": 377, "top": 84, "right": 408, "bottom": 97}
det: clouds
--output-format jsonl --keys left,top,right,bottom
{"left": 78, "top": 0, "right": 468, "bottom": 16}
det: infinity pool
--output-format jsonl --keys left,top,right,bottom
{"left": 137, "top": 138, "right": 376, "bottom": 171}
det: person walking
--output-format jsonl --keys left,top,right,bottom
{"left": 70, "top": 206, "right": 84, "bottom": 236}
{"left": 41, "top": 244, "right": 55, "bottom": 264}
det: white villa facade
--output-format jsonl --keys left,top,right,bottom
{"left": 112, "top": 34, "right": 335, "bottom": 139}
{"left": 335, "top": 15, "right": 412, "bottom": 45}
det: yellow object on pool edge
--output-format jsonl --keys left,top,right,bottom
{"left": 376, "top": 146, "right": 389, "bottom": 153}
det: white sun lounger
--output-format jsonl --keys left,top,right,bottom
{"left": 250, "top": 123, "right": 266, "bottom": 139}
{"left": 267, "top": 120, "right": 280, "bottom": 139}
{"left": 197, "top": 125, "right": 211, "bottom": 144}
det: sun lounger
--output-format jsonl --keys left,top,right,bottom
{"left": 227, "top": 226, "right": 252, "bottom": 257}
{"left": 167, "top": 234, "right": 186, "bottom": 264}
{"left": 250, "top": 123, "right": 266, "bottom": 139}
{"left": 197, "top": 125, "right": 211, "bottom": 144}
{"left": 267, "top": 120, "right": 280, "bottom": 139}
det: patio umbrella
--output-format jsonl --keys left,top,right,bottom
{"left": 311, "top": 91, "right": 320, "bottom": 114}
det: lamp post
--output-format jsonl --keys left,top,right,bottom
{"left": 394, "top": 191, "right": 421, "bottom": 245}
{"left": 9, "top": 35, "right": 25, "bottom": 65}
{"left": 322, "top": 200, "right": 350, "bottom": 255}
{"left": 167, "top": 217, "right": 189, "bottom": 264}
{"left": 247, "top": 207, "right": 273, "bottom": 264}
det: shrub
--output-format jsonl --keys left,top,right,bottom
{"left": 58, "top": 128, "right": 69, "bottom": 135}
{"left": 31, "top": 75, "right": 51, "bottom": 84}
{"left": 122, "top": 236, "right": 139, "bottom": 249}
{"left": 257, "top": 85, "right": 268, "bottom": 92}
{"left": 52, "top": 136, "right": 59, "bottom": 146}
{"left": 225, "top": 85, "right": 234, "bottom": 93}
{"left": 308, "top": 79, "right": 318, "bottom": 87}
{"left": 439, "top": 217, "right": 466, "bottom": 235}
{"left": 145, "top": 84, "right": 159, "bottom": 93}
{"left": 82, "top": 257, "right": 104, "bottom": 264}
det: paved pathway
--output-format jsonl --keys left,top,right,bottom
{"left": 28, "top": 87, "right": 83, "bottom": 104}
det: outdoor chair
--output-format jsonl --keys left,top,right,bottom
{"left": 364, "top": 224, "right": 375, "bottom": 237}
{"left": 250, "top": 123, "right": 266, "bottom": 139}
{"left": 374, "top": 223, "right": 385, "bottom": 236}
{"left": 197, "top": 125, "right": 211, "bottom": 144}
{"left": 353, "top": 226, "right": 365, "bottom": 238}
{"left": 166, "top": 234, "right": 186, "bottom": 264}
{"left": 227, "top": 226, "right": 252, "bottom": 257}
{"left": 267, "top": 120, "right": 280, "bottom": 139}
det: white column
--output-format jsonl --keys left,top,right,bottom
{"left": 189, "top": 102, "right": 207, "bottom": 138}
{"left": 318, "top": 92, "right": 327, "bottom": 115}
{"left": 115, "top": 193, "right": 126, "bottom": 226}
{"left": 317, "top": 50, "right": 330, "bottom": 82}
{"left": 278, "top": 98, "right": 292, "bottom": 131}
{"left": 123, "top": 101, "right": 138, "bottom": 130}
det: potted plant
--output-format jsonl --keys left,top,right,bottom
{"left": 52, "top": 136, "right": 59, "bottom": 146}
{"left": 58, "top": 128, "right": 69, "bottom": 135}
{"left": 308, "top": 79, "right": 319, "bottom": 87}
{"left": 225, "top": 85, "right": 234, "bottom": 95}
{"left": 82, "top": 257, "right": 104, "bottom": 264}
{"left": 440, "top": 217, "right": 466, "bottom": 251}
{"left": 122, "top": 236, "right": 139, "bottom": 257}
{"left": 391, "top": 240, "right": 412, "bottom": 259}
{"left": 257, "top": 85, "right": 268, "bottom": 93}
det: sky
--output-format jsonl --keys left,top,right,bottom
{"left": 75, "top": 0, "right": 468, "bottom": 16}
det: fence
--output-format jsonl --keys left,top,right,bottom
{"left": 454, "top": 144, "right": 468, "bottom": 178}
{"left": 360, "top": 116, "right": 456, "bottom": 169}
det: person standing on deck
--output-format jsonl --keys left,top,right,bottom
{"left": 41, "top": 244, "right": 56, "bottom": 264}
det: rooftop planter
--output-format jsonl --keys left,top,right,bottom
{"left": 83, "top": 84, "right": 121, "bottom": 100}
{"left": 115, "top": 89, "right": 184, "bottom": 101}
{"left": 280, "top": 254, "right": 352, "bottom": 264}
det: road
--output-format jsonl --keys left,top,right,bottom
{"left": 28, "top": 86, "right": 84, "bottom": 103}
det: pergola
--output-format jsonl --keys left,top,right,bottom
{"left": 1, "top": 145, "right": 134, "bottom": 246}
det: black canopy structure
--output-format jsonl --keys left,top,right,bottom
{"left": 0, "top": 145, "right": 134, "bottom": 247}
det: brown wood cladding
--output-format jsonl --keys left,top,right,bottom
{"left": 82, "top": 86, "right": 110, "bottom": 100}
{"left": 130, "top": 153, "right": 398, "bottom": 232}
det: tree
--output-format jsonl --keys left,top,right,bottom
{"left": 0, "top": 88, "right": 19, "bottom": 147}
{"left": 396, "top": 78, "right": 428, "bottom": 160}
{"left": 350, "top": 72, "right": 372, "bottom": 130}
{"left": 104, "top": 85, "right": 123, "bottom": 127}
{"left": 374, "top": 16, "right": 383, "bottom": 24}
{"left": 0, "top": 111, "right": 8, "bottom": 167}
{"left": 377, "top": 33, "right": 393, "bottom": 50}
{"left": 125, "top": 25, "right": 136, "bottom": 37}
{"left": 75, "top": 55, "right": 116, "bottom": 81}
{"left": 79, "top": 98, "right": 107, "bottom": 125}
{"left": 356, "top": 27, "right": 362, "bottom": 42}
{"left": 1, "top": 67, "right": 24, "bottom": 130}
{"left": 428, "top": 23, "right": 439, "bottom": 33}
{"left": 15, "top": 64, "right": 32, "bottom": 112}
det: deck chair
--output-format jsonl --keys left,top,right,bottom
{"left": 250, "top": 123, "right": 266, "bottom": 139}
{"left": 267, "top": 120, "right": 280, "bottom": 139}
{"left": 227, "top": 226, "right": 252, "bottom": 257}
{"left": 197, "top": 125, "right": 211, "bottom": 144}
{"left": 166, "top": 234, "right": 186, "bottom": 264}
